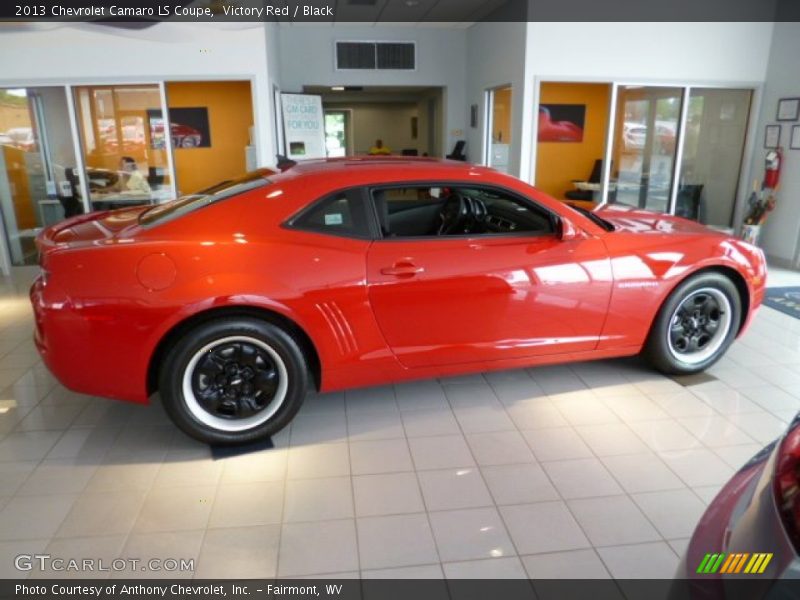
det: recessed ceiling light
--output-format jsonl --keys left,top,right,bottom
{"left": 405, "top": 0, "right": 420, "bottom": 6}
{"left": 331, "top": 86, "right": 345, "bottom": 91}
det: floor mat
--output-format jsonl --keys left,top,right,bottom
{"left": 763, "top": 286, "right": 800, "bottom": 320}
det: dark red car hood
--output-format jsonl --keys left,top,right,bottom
{"left": 594, "top": 204, "right": 721, "bottom": 235}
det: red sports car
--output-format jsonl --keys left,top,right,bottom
{"left": 31, "top": 158, "right": 767, "bottom": 444}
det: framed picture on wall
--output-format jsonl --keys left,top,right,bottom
{"left": 169, "top": 107, "right": 211, "bottom": 148}
{"left": 765, "top": 124, "right": 781, "bottom": 149}
{"left": 470, "top": 104, "right": 478, "bottom": 128}
{"left": 538, "top": 104, "right": 585, "bottom": 142}
{"left": 791, "top": 125, "right": 800, "bottom": 150}
{"left": 777, "top": 97, "right": 800, "bottom": 121}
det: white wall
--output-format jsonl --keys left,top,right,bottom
{"left": 0, "top": 23, "right": 278, "bottom": 167}
{"left": 525, "top": 22, "right": 773, "bottom": 83}
{"left": 278, "top": 24, "right": 468, "bottom": 158}
{"left": 747, "top": 22, "right": 800, "bottom": 266}
{"left": 465, "top": 21, "right": 529, "bottom": 178}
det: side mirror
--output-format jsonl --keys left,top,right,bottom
{"left": 558, "top": 216, "right": 581, "bottom": 241}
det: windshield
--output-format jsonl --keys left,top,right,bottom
{"left": 139, "top": 169, "right": 274, "bottom": 227}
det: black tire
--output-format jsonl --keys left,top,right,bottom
{"left": 159, "top": 317, "right": 308, "bottom": 445}
{"left": 644, "top": 272, "right": 742, "bottom": 376}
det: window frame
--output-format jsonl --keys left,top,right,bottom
{"left": 367, "top": 181, "right": 562, "bottom": 242}
{"left": 284, "top": 186, "right": 378, "bottom": 241}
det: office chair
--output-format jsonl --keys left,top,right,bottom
{"left": 60, "top": 168, "right": 85, "bottom": 218}
{"left": 565, "top": 159, "right": 604, "bottom": 201}
{"left": 446, "top": 141, "right": 466, "bottom": 161}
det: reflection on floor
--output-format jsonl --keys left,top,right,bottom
{"left": 1, "top": 265, "right": 800, "bottom": 579}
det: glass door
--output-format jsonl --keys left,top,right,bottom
{"left": 0, "top": 86, "right": 82, "bottom": 266}
{"left": 324, "top": 110, "right": 349, "bottom": 157}
{"left": 676, "top": 88, "right": 752, "bottom": 228}
{"left": 608, "top": 85, "right": 683, "bottom": 213}
{"left": 484, "top": 85, "right": 512, "bottom": 173}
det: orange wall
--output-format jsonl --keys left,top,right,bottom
{"left": 3, "top": 145, "right": 35, "bottom": 230}
{"left": 166, "top": 81, "right": 253, "bottom": 195}
{"left": 535, "top": 83, "right": 610, "bottom": 199}
{"left": 493, "top": 87, "right": 512, "bottom": 143}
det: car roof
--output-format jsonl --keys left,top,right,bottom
{"left": 270, "top": 156, "right": 499, "bottom": 185}
{"left": 287, "top": 156, "right": 480, "bottom": 171}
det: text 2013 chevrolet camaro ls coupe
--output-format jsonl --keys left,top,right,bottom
{"left": 31, "top": 158, "right": 767, "bottom": 444}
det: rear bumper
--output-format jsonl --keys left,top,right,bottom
{"left": 30, "top": 275, "right": 148, "bottom": 403}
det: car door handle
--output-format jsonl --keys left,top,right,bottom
{"left": 380, "top": 262, "right": 425, "bottom": 277}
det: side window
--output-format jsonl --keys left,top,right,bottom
{"left": 290, "top": 188, "right": 372, "bottom": 239}
{"left": 372, "top": 185, "right": 555, "bottom": 238}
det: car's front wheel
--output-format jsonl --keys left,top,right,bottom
{"left": 644, "top": 272, "right": 742, "bottom": 375}
{"left": 160, "top": 317, "right": 308, "bottom": 445}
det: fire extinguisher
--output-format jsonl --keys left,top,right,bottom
{"left": 764, "top": 148, "right": 782, "bottom": 189}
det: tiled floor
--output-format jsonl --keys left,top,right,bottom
{"left": 1, "top": 265, "right": 800, "bottom": 579}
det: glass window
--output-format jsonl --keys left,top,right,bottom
{"left": 373, "top": 185, "right": 554, "bottom": 238}
{"left": 0, "top": 86, "right": 81, "bottom": 266}
{"left": 677, "top": 88, "right": 752, "bottom": 228}
{"left": 73, "top": 85, "right": 173, "bottom": 212}
{"left": 609, "top": 85, "right": 683, "bottom": 213}
{"left": 290, "top": 188, "right": 371, "bottom": 239}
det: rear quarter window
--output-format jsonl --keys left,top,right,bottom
{"left": 287, "top": 188, "right": 372, "bottom": 239}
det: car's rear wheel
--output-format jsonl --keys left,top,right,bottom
{"left": 159, "top": 317, "right": 308, "bottom": 445}
{"left": 644, "top": 272, "right": 741, "bottom": 375}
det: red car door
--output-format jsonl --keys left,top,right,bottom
{"left": 366, "top": 223, "right": 613, "bottom": 369}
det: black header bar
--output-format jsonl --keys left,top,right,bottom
{"left": 3, "top": 578, "right": 800, "bottom": 600}
{"left": 0, "top": 0, "right": 796, "bottom": 24}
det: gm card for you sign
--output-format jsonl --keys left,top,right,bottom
{"left": 281, "top": 94, "right": 326, "bottom": 159}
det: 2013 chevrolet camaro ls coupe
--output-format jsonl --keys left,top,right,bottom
{"left": 30, "top": 158, "right": 767, "bottom": 444}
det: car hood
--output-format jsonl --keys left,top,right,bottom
{"left": 594, "top": 204, "right": 719, "bottom": 235}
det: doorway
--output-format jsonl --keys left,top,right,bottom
{"left": 165, "top": 80, "right": 254, "bottom": 196}
{"left": 535, "top": 82, "right": 612, "bottom": 203}
{"left": 324, "top": 110, "right": 351, "bottom": 158}
{"left": 305, "top": 86, "right": 444, "bottom": 158}
{"left": 484, "top": 85, "right": 513, "bottom": 173}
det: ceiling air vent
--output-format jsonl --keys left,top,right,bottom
{"left": 335, "top": 41, "right": 415, "bottom": 70}
{"left": 336, "top": 42, "right": 377, "bottom": 70}
{"left": 376, "top": 43, "right": 415, "bottom": 70}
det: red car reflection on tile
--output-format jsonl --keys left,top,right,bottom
{"left": 31, "top": 158, "right": 766, "bottom": 444}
